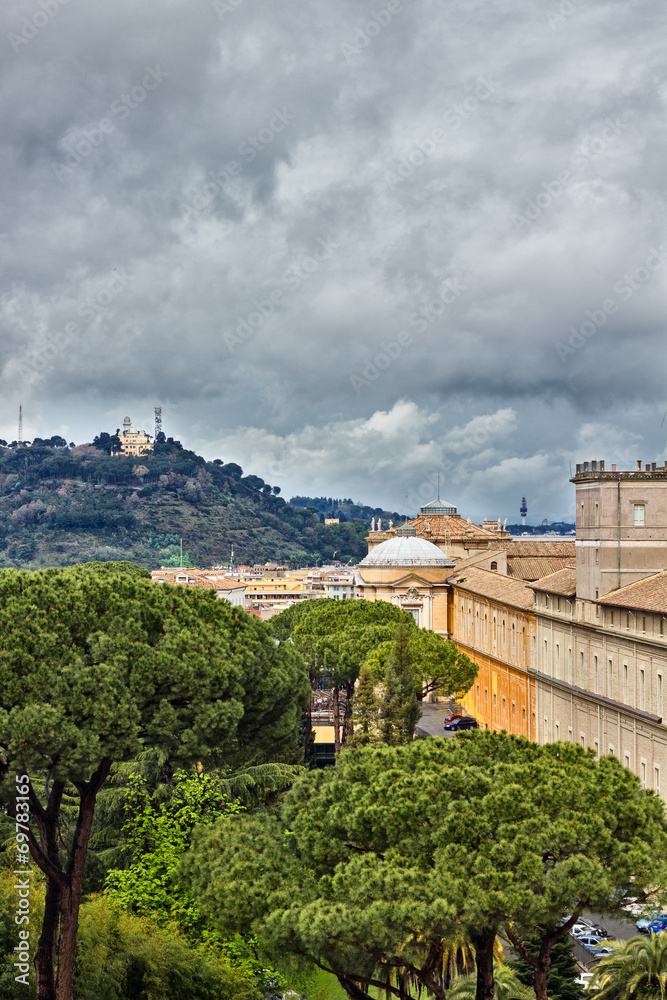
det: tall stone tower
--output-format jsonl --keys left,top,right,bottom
{"left": 572, "top": 459, "right": 667, "bottom": 600}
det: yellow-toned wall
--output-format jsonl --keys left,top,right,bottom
{"left": 449, "top": 585, "right": 537, "bottom": 740}
{"left": 458, "top": 648, "right": 536, "bottom": 739}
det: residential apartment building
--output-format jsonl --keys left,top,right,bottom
{"left": 151, "top": 568, "right": 246, "bottom": 606}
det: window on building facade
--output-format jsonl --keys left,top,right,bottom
{"left": 656, "top": 766, "right": 661, "bottom": 793}
{"left": 580, "top": 734, "right": 585, "bottom": 747}
{"left": 609, "top": 745, "right": 614, "bottom": 757}
{"left": 568, "top": 647, "right": 572, "bottom": 683}
{"left": 544, "top": 639, "right": 548, "bottom": 671}
{"left": 580, "top": 650, "right": 585, "bottom": 686}
{"left": 595, "top": 548, "right": 599, "bottom": 564}
{"left": 625, "top": 753, "right": 631, "bottom": 770}
{"left": 557, "top": 596, "right": 561, "bottom": 611}
{"left": 580, "top": 502, "right": 584, "bottom": 525}
{"left": 634, "top": 504, "right": 645, "bottom": 527}
{"left": 556, "top": 643, "right": 560, "bottom": 678}
{"left": 641, "top": 669, "right": 645, "bottom": 710}
{"left": 595, "top": 502, "right": 599, "bottom": 526}
{"left": 490, "top": 561, "right": 497, "bottom": 571}
{"left": 594, "top": 739, "right": 599, "bottom": 758}
{"left": 660, "top": 617, "right": 664, "bottom": 637}
{"left": 555, "top": 722, "right": 560, "bottom": 741}
{"left": 493, "top": 617, "right": 496, "bottom": 639}
{"left": 626, "top": 612, "right": 631, "bottom": 630}
{"left": 642, "top": 617, "right": 646, "bottom": 633}
{"left": 595, "top": 591, "right": 599, "bottom": 616}
{"left": 641, "top": 761, "right": 647, "bottom": 788}
{"left": 659, "top": 673, "right": 663, "bottom": 717}
{"left": 624, "top": 664, "right": 628, "bottom": 703}
{"left": 594, "top": 655, "right": 598, "bottom": 692}
{"left": 608, "top": 659, "right": 613, "bottom": 698}
{"left": 485, "top": 688, "right": 488, "bottom": 705}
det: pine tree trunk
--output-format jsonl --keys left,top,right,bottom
{"left": 54, "top": 764, "right": 109, "bottom": 1000}
{"left": 33, "top": 780, "right": 65, "bottom": 1000}
{"left": 532, "top": 938, "right": 552, "bottom": 1000}
{"left": 35, "top": 876, "right": 60, "bottom": 1000}
{"left": 470, "top": 930, "right": 496, "bottom": 1000}
{"left": 332, "top": 686, "right": 341, "bottom": 754}
{"left": 533, "top": 965, "right": 548, "bottom": 1000}
{"left": 342, "top": 678, "right": 355, "bottom": 745}
{"left": 304, "top": 672, "right": 318, "bottom": 754}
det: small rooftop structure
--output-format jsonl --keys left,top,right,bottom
{"left": 420, "top": 497, "right": 458, "bottom": 516}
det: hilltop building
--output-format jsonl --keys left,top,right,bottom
{"left": 117, "top": 416, "right": 153, "bottom": 457}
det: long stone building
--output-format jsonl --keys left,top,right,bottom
{"left": 357, "top": 463, "right": 667, "bottom": 796}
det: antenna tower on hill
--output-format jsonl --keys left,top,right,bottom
{"left": 154, "top": 405, "right": 162, "bottom": 441}
{"left": 17, "top": 404, "right": 23, "bottom": 447}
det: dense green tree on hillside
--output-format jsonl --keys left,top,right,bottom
{"left": 0, "top": 563, "right": 309, "bottom": 1000}
{"left": 183, "top": 734, "right": 667, "bottom": 1000}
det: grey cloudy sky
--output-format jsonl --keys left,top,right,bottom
{"left": 1, "top": 0, "right": 665, "bottom": 523}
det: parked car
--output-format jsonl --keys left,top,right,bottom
{"left": 578, "top": 935, "right": 604, "bottom": 949}
{"left": 593, "top": 945, "right": 615, "bottom": 956}
{"left": 443, "top": 716, "right": 479, "bottom": 731}
{"left": 574, "top": 973, "right": 595, "bottom": 991}
{"left": 442, "top": 710, "right": 462, "bottom": 724}
{"left": 647, "top": 917, "right": 667, "bottom": 934}
{"left": 573, "top": 923, "right": 607, "bottom": 939}
{"left": 636, "top": 913, "right": 663, "bottom": 934}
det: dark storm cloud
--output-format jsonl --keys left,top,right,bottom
{"left": 0, "top": 0, "right": 665, "bottom": 518}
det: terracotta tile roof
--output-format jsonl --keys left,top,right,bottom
{"left": 447, "top": 566, "right": 535, "bottom": 610}
{"left": 598, "top": 572, "right": 667, "bottom": 613}
{"left": 507, "top": 558, "right": 576, "bottom": 582}
{"left": 410, "top": 514, "right": 500, "bottom": 539}
{"left": 449, "top": 550, "right": 506, "bottom": 572}
{"left": 497, "top": 541, "right": 576, "bottom": 557}
{"left": 151, "top": 570, "right": 245, "bottom": 592}
{"left": 151, "top": 569, "right": 217, "bottom": 590}
{"left": 530, "top": 567, "right": 577, "bottom": 596}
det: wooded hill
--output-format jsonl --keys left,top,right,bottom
{"left": 0, "top": 436, "right": 401, "bottom": 570}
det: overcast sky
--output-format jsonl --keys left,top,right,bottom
{"left": 1, "top": 0, "right": 665, "bottom": 523}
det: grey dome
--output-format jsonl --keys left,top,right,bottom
{"left": 359, "top": 535, "right": 455, "bottom": 568}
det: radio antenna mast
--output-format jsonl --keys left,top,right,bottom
{"left": 17, "top": 404, "right": 23, "bottom": 447}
